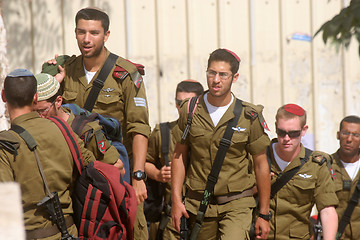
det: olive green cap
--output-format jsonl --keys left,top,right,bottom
{"left": 41, "top": 55, "right": 70, "bottom": 76}
{"left": 35, "top": 73, "right": 60, "bottom": 101}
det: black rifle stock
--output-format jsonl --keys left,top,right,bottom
{"left": 38, "top": 191, "right": 77, "bottom": 240}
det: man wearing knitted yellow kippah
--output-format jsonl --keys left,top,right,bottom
{"left": 34, "top": 73, "right": 124, "bottom": 174}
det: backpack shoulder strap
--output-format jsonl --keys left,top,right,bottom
{"left": 48, "top": 116, "right": 84, "bottom": 173}
{"left": 83, "top": 52, "right": 118, "bottom": 112}
{"left": 160, "top": 122, "right": 171, "bottom": 167}
{"left": 270, "top": 148, "right": 313, "bottom": 199}
{"left": 190, "top": 98, "right": 243, "bottom": 239}
{"left": 181, "top": 96, "right": 200, "bottom": 142}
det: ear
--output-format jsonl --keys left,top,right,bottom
{"left": 232, "top": 73, "right": 239, "bottom": 84}
{"left": 33, "top": 93, "right": 38, "bottom": 105}
{"left": 104, "top": 30, "right": 110, "bottom": 42}
{"left": 337, "top": 131, "right": 340, "bottom": 140}
{"left": 301, "top": 125, "right": 308, "bottom": 137}
{"left": 1, "top": 90, "right": 6, "bottom": 103}
{"left": 55, "top": 95, "right": 63, "bottom": 109}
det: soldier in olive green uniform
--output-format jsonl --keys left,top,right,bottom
{"left": 268, "top": 104, "right": 338, "bottom": 240}
{"left": 171, "top": 49, "right": 271, "bottom": 240}
{"left": 34, "top": 73, "right": 123, "bottom": 170}
{"left": 146, "top": 80, "right": 204, "bottom": 240}
{"left": 44, "top": 8, "right": 151, "bottom": 238}
{"left": 0, "top": 69, "right": 96, "bottom": 239}
{"left": 331, "top": 115, "right": 360, "bottom": 240}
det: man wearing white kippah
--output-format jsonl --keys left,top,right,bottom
{"left": 33, "top": 73, "right": 124, "bottom": 174}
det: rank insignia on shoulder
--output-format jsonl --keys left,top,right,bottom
{"left": 250, "top": 111, "right": 258, "bottom": 119}
{"left": 113, "top": 70, "right": 129, "bottom": 80}
{"left": 97, "top": 140, "right": 106, "bottom": 154}
{"left": 312, "top": 155, "right": 326, "bottom": 165}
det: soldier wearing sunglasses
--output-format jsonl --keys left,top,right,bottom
{"left": 267, "top": 104, "right": 338, "bottom": 240}
{"left": 331, "top": 115, "right": 360, "bottom": 240}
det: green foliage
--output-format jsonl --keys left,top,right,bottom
{"left": 315, "top": 0, "right": 360, "bottom": 56}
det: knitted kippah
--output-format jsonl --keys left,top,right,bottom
{"left": 35, "top": 73, "right": 60, "bottom": 101}
{"left": 284, "top": 104, "right": 305, "bottom": 116}
{"left": 7, "top": 69, "right": 34, "bottom": 77}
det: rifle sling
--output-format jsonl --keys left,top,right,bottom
{"left": 337, "top": 167, "right": 360, "bottom": 238}
{"left": 270, "top": 148, "right": 313, "bottom": 199}
{"left": 11, "top": 125, "right": 52, "bottom": 196}
{"left": 190, "top": 98, "right": 243, "bottom": 240}
{"left": 160, "top": 122, "right": 171, "bottom": 167}
{"left": 83, "top": 52, "right": 118, "bottom": 112}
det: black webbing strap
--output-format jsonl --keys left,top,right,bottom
{"left": 181, "top": 96, "right": 199, "bottom": 142}
{"left": 190, "top": 98, "right": 243, "bottom": 240}
{"left": 270, "top": 148, "right": 313, "bottom": 199}
{"left": 160, "top": 122, "right": 171, "bottom": 167}
{"left": 83, "top": 52, "right": 118, "bottom": 112}
{"left": 336, "top": 170, "right": 360, "bottom": 239}
{"left": 11, "top": 125, "right": 52, "bottom": 196}
{"left": 155, "top": 122, "right": 172, "bottom": 240}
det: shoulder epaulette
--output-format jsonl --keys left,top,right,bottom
{"left": 64, "top": 54, "right": 77, "bottom": 66}
{"left": 113, "top": 56, "right": 145, "bottom": 88}
{"left": 312, "top": 151, "right": 336, "bottom": 180}
{"left": 242, "top": 102, "right": 270, "bottom": 131}
{"left": 0, "top": 130, "right": 20, "bottom": 155}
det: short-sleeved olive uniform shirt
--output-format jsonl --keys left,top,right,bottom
{"left": 178, "top": 93, "right": 270, "bottom": 217}
{"left": 332, "top": 151, "right": 360, "bottom": 240}
{"left": 268, "top": 139, "right": 338, "bottom": 240}
{"left": 62, "top": 49, "right": 151, "bottom": 159}
{"left": 0, "top": 112, "right": 96, "bottom": 233}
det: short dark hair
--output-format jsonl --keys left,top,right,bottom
{"left": 45, "top": 87, "right": 63, "bottom": 104}
{"left": 75, "top": 7, "right": 110, "bottom": 32}
{"left": 339, "top": 115, "right": 360, "bottom": 131}
{"left": 175, "top": 80, "right": 204, "bottom": 97}
{"left": 207, "top": 49, "right": 240, "bottom": 74}
{"left": 4, "top": 76, "right": 37, "bottom": 108}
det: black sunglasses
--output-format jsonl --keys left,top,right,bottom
{"left": 276, "top": 127, "right": 302, "bottom": 138}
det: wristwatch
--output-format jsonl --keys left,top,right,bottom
{"left": 258, "top": 212, "right": 272, "bottom": 221}
{"left": 132, "top": 170, "right": 147, "bottom": 181}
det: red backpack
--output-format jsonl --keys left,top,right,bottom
{"left": 49, "top": 116, "right": 137, "bottom": 240}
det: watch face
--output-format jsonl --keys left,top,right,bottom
{"left": 133, "top": 170, "right": 145, "bottom": 180}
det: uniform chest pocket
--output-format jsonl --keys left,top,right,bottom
{"left": 290, "top": 177, "right": 316, "bottom": 204}
{"left": 231, "top": 132, "right": 248, "bottom": 146}
{"left": 189, "top": 128, "right": 208, "bottom": 149}
{"left": 62, "top": 90, "right": 78, "bottom": 102}
{"left": 96, "top": 92, "right": 121, "bottom": 105}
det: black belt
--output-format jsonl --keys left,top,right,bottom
{"left": 26, "top": 215, "right": 74, "bottom": 240}
{"left": 187, "top": 188, "right": 254, "bottom": 205}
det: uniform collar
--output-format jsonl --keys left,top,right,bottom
{"left": 199, "top": 91, "right": 238, "bottom": 129}
{"left": 11, "top": 111, "right": 41, "bottom": 126}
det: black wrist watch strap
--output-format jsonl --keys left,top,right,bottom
{"left": 258, "top": 212, "right": 272, "bottom": 221}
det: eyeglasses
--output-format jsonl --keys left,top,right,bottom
{"left": 206, "top": 70, "right": 232, "bottom": 80}
{"left": 276, "top": 127, "right": 302, "bottom": 138}
{"left": 340, "top": 131, "right": 360, "bottom": 138}
{"left": 36, "top": 100, "right": 55, "bottom": 115}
